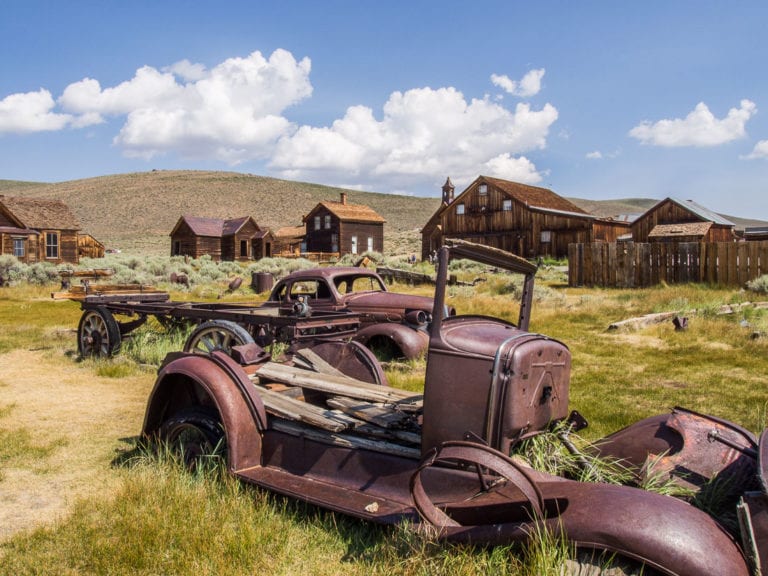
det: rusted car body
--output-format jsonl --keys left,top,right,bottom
{"left": 142, "top": 240, "right": 765, "bottom": 575}
{"left": 263, "top": 267, "right": 444, "bottom": 359}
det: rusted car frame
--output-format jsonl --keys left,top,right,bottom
{"left": 142, "top": 240, "right": 765, "bottom": 575}
{"left": 263, "top": 266, "right": 444, "bottom": 359}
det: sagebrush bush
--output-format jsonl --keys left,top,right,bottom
{"left": 747, "top": 274, "right": 768, "bottom": 295}
{"left": 0, "top": 255, "right": 59, "bottom": 286}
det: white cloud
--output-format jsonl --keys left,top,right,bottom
{"left": 586, "top": 150, "right": 603, "bottom": 159}
{"left": 743, "top": 140, "right": 768, "bottom": 160}
{"left": 491, "top": 69, "right": 545, "bottom": 98}
{"left": 54, "top": 49, "right": 313, "bottom": 161}
{"left": 270, "top": 86, "right": 558, "bottom": 190}
{"left": 0, "top": 50, "right": 559, "bottom": 192}
{"left": 629, "top": 100, "right": 756, "bottom": 147}
{"left": 0, "top": 89, "right": 73, "bottom": 133}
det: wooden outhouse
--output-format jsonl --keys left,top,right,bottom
{"left": 303, "top": 193, "right": 385, "bottom": 256}
{"left": 421, "top": 176, "right": 594, "bottom": 260}
{"left": 170, "top": 215, "right": 273, "bottom": 261}
{"left": 0, "top": 195, "right": 81, "bottom": 264}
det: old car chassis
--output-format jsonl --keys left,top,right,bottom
{"left": 142, "top": 240, "right": 767, "bottom": 575}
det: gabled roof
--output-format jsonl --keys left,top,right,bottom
{"left": 482, "top": 176, "right": 590, "bottom": 215}
{"left": 307, "top": 199, "right": 386, "bottom": 224}
{"left": 275, "top": 225, "right": 306, "bottom": 238}
{"left": 172, "top": 215, "right": 259, "bottom": 238}
{"left": 648, "top": 222, "right": 713, "bottom": 238}
{"left": 644, "top": 197, "right": 735, "bottom": 227}
{"left": 0, "top": 195, "right": 80, "bottom": 230}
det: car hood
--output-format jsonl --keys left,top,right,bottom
{"left": 343, "top": 291, "right": 434, "bottom": 312}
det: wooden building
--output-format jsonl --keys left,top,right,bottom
{"left": 273, "top": 225, "right": 306, "bottom": 257}
{"left": 170, "top": 215, "right": 273, "bottom": 261}
{"left": 630, "top": 198, "right": 735, "bottom": 243}
{"left": 0, "top": 195, "right": 81, "bottom": 264}
{"left": 77, "top": 234, "right": 105, "bottom": 259}
{"left": 421, "top": 176, "right": 595, "bottom": 260}
{"left": 743, "top": 226, "right": 768, "bottom": 242}
{"left": 303, "top": 192, "right": 385, "bottom": 256}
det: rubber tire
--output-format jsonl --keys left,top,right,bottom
{"left": 183, "top": 320, "right": 254, "bottom": 356}
{"left": 158, "top": 407, "right": 225, "bottom": 470}
{"left": 77, "top": 306, "right": 122, "bottom": 358}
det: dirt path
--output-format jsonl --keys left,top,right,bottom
{"left": 0, "top": 349, "right": 155, "bottom": 541}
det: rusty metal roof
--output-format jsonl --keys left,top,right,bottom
{"left": 648, "top": 222, "right": 713, "bottom": 238}
{"left": 482, "top": 176, "right": 589, "bottom": 215}
{"left": 310, "top": 200, "right": 386, "bottom": 224}
{"left": 175, "top": 215, "right": 260, "bottom": 237}
{"left": 0, "top": 195, "right": 80, "bottom": 230}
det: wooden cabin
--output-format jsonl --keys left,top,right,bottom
{"left": 421, "top": 176, "right": 595, "bottom": 260}
{"left": 303, "top": 193, "right": 385, "bottom": 256}
{"left": 0, "top": 195, "right": 81, "bottom": 264}
{"left": 273, "top": 225, "right": 306, "bottom": 257}
{"left": 743, "top": 226, "right": 768, "bottom": 242}
{"left": 630, "top": 198, "right": 735, "bottom": 243}
{"left": 170, "top": 215, "right": 273, "bottom": 261}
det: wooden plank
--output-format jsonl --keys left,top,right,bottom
{"left": 326, "top": 396, "right": 413, "bottom": 429}
{"left": 255, "top": 386, "right": 351, "bottom": 432}
{"left": 294, "top": 348, "right": 347, "bottom": 377}
{"left": 255, "top": 362, "right": 422, "bottom": 405}
{"left": 270, "top": 419, "right": 421, "bottom": 459}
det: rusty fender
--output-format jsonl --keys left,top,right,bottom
{"left": 353, "top": 322, "right": 429, "bottom": 359}
{"left": 142, "top": 351, "right": 267, "bottom": 472}
{"left": 412, "top": 442, "right": 750, "bottom": 576}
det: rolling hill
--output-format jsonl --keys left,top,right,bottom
{"left": 0, "top": 170, "right": 763, "bottom": 256}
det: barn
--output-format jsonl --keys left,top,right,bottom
{"left": 0, "top": 195, "right": 81, "bottom": 264}
{"left": 303, "top": 192, "right": 385, "bottom": 257}
{"left": 170, "top": 215, "right": 273, "bottom": 261}
{"left": 421, "top": 176, "right": 595, "bottom": 260}
{"left": 630, "top": 198, "right": 735, "bottom": 243}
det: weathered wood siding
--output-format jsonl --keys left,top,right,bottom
{"left": 170, "top": 221, "right": 222, "bottom": 260}
{"left": 339, "top": 221, "right": 384, "bottom": 255}
{"left": 77, "top": 234, "right": 105, "bottom": 259}
{"left": 631, "top": 199, "right": 735, "bottom": 243}
{"left": 569, "top": 241, "right": 768, "bottom": 287}
{"left": 305, "top": 206, "right": 384, "bottom": 256}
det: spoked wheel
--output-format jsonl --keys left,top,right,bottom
{"left": 158, "top": 408, "right": 225, "bottom": 470}
{"left": 183, "top": 320, "right": 254, "bottom": 356}
{"left": 77, "top": 307, "right": 122, "bottom": 358}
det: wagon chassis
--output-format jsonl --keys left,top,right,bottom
{"left": 71, "top": 291, "right": 361, "bottom": 358}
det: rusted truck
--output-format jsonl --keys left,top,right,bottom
{"left": 262, "top": 266, "right": 443, "bottom": 359}
{"left": 141, "top": 240, "right": 766, "bottom": 575}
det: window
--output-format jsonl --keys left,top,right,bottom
{"left": 45, "top": 232, "right": 59, "bottom": 259}
{"left": 367, "top": 237, "right": 374, "bottom": 252}
{"left": 13, "top": 237, "right": 25, "bottom": 258}
{"left": 331, "top": 233, "right": 338, "bottom": 252}
{"left": 314, "top": 216, "right": 321, "bottom": 230}
{"left": 324, "top": 215, "right": 331, "bottom": 229}
{"left": 541, "top": 231, "right": 552, "bottom": 243}
{"left": 456, "top": 203, "right": 465, "bottom": 215}
{"left": 502, "top": 199, "right": 512, "bottom": 211}
{"left": 351, "top": 235, "right": 358, "bottom": 255}
{"left": 478, "top": 183, "right": 488, "bottom": 195}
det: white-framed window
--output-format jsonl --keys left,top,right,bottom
{"left": 351, "top": 235, "right": 358, "bottom": 255}
{"left": 456, "top": 203, "right": 465, "bottom": 215}
{"left": 45, "top": 232, "right": 59, "bottom": 259}
{"left": 541, "top": 231, "right": 552, "bottom": 243}
{"left": 478, "top": 183, "right": 488, "bottom": 195}
{"left": 324, "top": 214, "right": 331, "bottom": 229}
{"left": 502, "top": 199, "right": 512, "bottom": 211}
{"left": 13, "top": 237, "right": 25, "bottom": 258}
{"left": 314, "top": 216, "right": 321, "bottom": 230}
{"left": 367, "top": 237, "right": 374, "bottom": 252}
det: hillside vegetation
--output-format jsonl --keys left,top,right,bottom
{"left": 1, "top": 170, "right": 763, "bottom": 256}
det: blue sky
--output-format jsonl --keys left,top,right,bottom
{"left": 2, "top": 1, "right": 768, "bottom": 220}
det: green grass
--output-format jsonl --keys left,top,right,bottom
{"left": 2, "top": 275, "right": 768, "bottom": 574}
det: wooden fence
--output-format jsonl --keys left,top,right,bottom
{"left": 568, "top": 241, "right": 768, "bottom": 287}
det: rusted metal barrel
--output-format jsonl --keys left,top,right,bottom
{"left": 251, "top": 272, "right": 274, "bottom": 293}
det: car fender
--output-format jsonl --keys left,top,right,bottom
{"left": 142, "top": 351, "right": 267, "bottom": 472}
{"left": 353, "top": 322, "right": 429, "bottom": 359}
